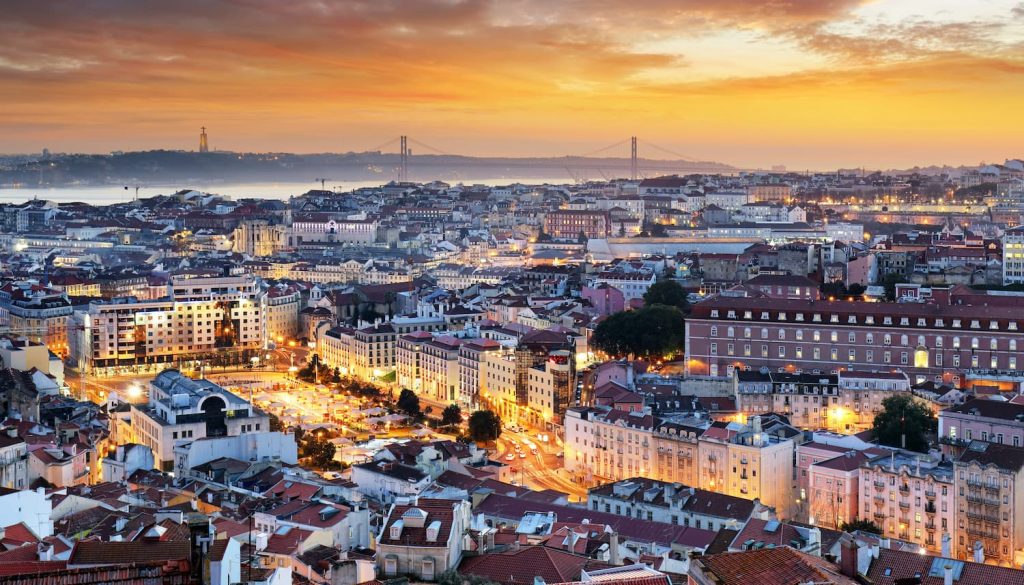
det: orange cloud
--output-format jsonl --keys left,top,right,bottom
{"left": 0, "top": 0, "right": 1020, "bottom": 169}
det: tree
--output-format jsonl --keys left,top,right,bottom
{"left": 879, "top": 273, "right": 904, "bottom": 301}
{"left": 437, "top": 570, "right": 500, "bottom": 585}
{"left": 643, "top": 280, "right": 690, "bottom": 312}
{"left": 468, "top": 410, "right": 502, "bottom": 443}
{"left": 841, "top": 519, "right": 882, "bottom": 535}
{"left": 303, "top": 437, "right": 337, "bottom": 468}
{"left": 397, "top": 389, "right": 421, "bottom": 419}
{"left": 590, "top": 304, "right": 687, "bottom": 360}
{"left": 268, "top": 413, "right": 284, "bottom": 432}
{"left": 872, "top": 394, "right": 936, "bottom": 452}
{"left": 441, "top": 404, "right": 463, "bottom": 428}
{"left": 819, "top": 281, "right": 848, "bottom": 299}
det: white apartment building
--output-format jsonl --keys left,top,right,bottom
{"left": 396, "top": 333, "right": 463, "bottom": 403}
{"left": 0, "top": 433, "right": 28, "bottom": 490}
{"left": 71, "top": 274, "right": 266, "bottom": 374}
{"left": 704, "top": 191, "right": 749, "bottom": 211}
{"left": 458, "top": 338, "right": 503, "bottom": 410}
{"left": 288, "top": 215, "right": 378, "bottom": 247}
{"left": 566, "top": 409, "right": 797, "bottom": 518}
{"left": 1003, "top": 226, "right": 1024, "bottom": 285}
{"left": 319, "top": 322, "right": 396, "bottom": 382}
{"left": 479, "top": 346, "right": 520, "bottom": 425}
{"left": 592, "top": 270, "right": 657, "bottom": 302}
{"left": 130, "top": 369, "right": 269, "bottom": 471}
{"left": 265, "top": 285, "right": 301, "bottom": 344}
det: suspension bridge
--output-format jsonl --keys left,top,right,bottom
{"left": 359, "top": 135, "right": 759, "bottom": 183}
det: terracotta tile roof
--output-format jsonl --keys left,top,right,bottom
{"left": 68, "top": 540, "right": 191, "bottom": 566}
{"left": 262, "top": 527, "right": 313, "bottom": 556}
{"left": 458, "top": 545, "right": 596, "bottom": 585}
{"left": 865, "top": 547, "right": 1024, "bottom": 585}
{"left": 379, "top": 500, "right": 456, "bottom": 547}
{"left": 695, "top": 546, "right": 857, "bottom": 585}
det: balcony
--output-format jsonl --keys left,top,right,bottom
{"left": 940, "top": 436, "right": 971, "bottom": 447}
{"left": 925, "top": 489, "right": 936, "bottom": 499}
{"left": 873, "top": 510, "right": 887, "bottom": 520}
{"left": 966, "top": 494, "right": 1000, "bottom": 507}
{"left": 925, "top": 522, "right": 936, "bottom": 530}
{"left": 874, "top": 495, "right": 885, "bottom": 504}
{"left": 964, "top": 525, "right": 999, "bottom": 540}
{"left": 924, "top": 503, "right": 937, "bottom": 514}
{"left": 874, "top": 480, "right": 885, "bottom": 490}
{"left": 898, "top": 484, "right": 910, "bottom": 495}
{"left": 966, "top": 510, "right": 1000, "bottom": 524}
{"left": 898, "top": 501, "right": 910, "bottom": 509}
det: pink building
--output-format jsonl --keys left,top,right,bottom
{"left": 796, "top": 442, "right": 856, "bottom": 514}
{"left": 939, "top": 398, "right": 1024, "bottom": 453}
{"left": 582, "top": 283, "right": 625, "bottom": 316}
{"left": 858, "top": 452, "right": 955, "bottom": 555}
{"left": 686, "top": 296, "right": 1023, "bottom": 388}
{"left": 808, "top": 450, "right": 869, "bottom": 530}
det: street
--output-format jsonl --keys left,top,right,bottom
{"left": 494, "top": 429, "right": 588, "bottom": 501}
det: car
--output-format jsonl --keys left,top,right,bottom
{"left": 519, "top": 452, "right": 527, "bottom": 458}
{"left": 555, "top": 452, "right": 564, "bottom": 458}
{"left": 505, "top": 453, "right": 515, "bottom": 461}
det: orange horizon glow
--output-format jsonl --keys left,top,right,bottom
{"left": 1, "top": 1, "right": 1024, "bottom": 170}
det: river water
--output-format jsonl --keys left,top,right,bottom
{"left": 0, "top": 176, "right": 571, "bottom": 206}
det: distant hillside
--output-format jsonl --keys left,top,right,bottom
{"left": 0, "top": 150, "right": 736, "bottom": 187}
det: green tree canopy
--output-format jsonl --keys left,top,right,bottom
{"left": 872, "top": 394, "right": 936, "bottom": 452}
{"left": 303, "top": 437, "right": 337, "bottom": 468}
{"left": 397, "top": 389, "right": 421, "bottom": 419}
{"left": 840, "top": 519, "right": 882, "bottom": 535}
{"left": 441, "top": 404, "right": 463, "bottom": 427}
{"left": 590, "top": 304, "right": 686, "bottom": 360}
{"left": 468, "top": 410, "right": 502, "bottom": 443}
{"left": 643, "top": 280, "right": 690, "bottom": 312}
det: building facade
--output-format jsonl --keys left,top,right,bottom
{"left": 687, "top": 296, "right": 1024, "bottom": 389}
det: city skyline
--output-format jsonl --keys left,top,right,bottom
{"left": 2, "top": 0, "right": 1023, "bottom": 169}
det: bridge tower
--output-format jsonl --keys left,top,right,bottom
{"left": 630, "top": 136, "right": 637, "bottom": 181}
{"left": 399, "top": 135, "right": 409, "bottom": 182}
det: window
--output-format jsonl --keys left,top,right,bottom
{"left": 710, "top": 343, "right": 717, "bottom": 355}
{"left": 796, "top": 347, "right": 803, "bottom": 358}
{"left": 814, "top": 330, "right": 821, "bottom": 342}
{"left": 813, "top": 348, "right": 821, "bottom": 360}
{"left": 901, "top": 352, "right": 908, "bottom": 365}
{"left": 884, "top": 334, "right": 891, "bottom": 346}
{"left": 779, "top": 346, "right": 786, "bottom": 358}
{"left": 710, "top": 326, "right": 718, "bottom": 337}
{"left": 831, "top": 332, "right": 838, "bottom": 343}
{"left": 849, "top": 349, "right": 856, "bottom": 361}
{"left": 849, "top": 332, "right": 856, "bottom": 343}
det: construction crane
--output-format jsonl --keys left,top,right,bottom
{"left": 124, "top": 184, "right": 143, "bottom": 201}
{"left": 314, "top": 178, "right": 332, "bottom": 191}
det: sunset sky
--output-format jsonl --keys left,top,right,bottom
{"left": 2, "top": 0, "right": 1023, "bottom": 169}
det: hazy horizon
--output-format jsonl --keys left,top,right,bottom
{"left": 3, "top": 1, "right": 1023, "bottom": 170}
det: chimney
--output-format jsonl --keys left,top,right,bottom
{"left": 838, "top": 537, "right": 857, "bottom": 578}
{"left": 608, "top": 532, "right": 621, "bottom": 566}
{"left": 626, "top": 361, "right": 635, "bottom": 390}
{"left": 973, "top": 540, "right": 984, "bottom": 564}
{"left": 944, "top": 564, "right": 954, "bottom": 585}
{"left": 37, "top": 542, "right": 53, "bottom": 561}
{"left": 941, "top": 533, "right": 951, "bottom": 558}
{"left": 806, "top": 527, "right": 821, "bottom": 556}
